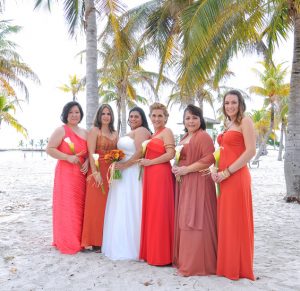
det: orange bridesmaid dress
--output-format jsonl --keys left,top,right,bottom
{"left": 81, "top": 132, "right": 117, "bottom": 248}
{"left": 217, "top": 131, "right": 255, "bottom": 280}
{"left": 52, "top": 125, "right": 87, "bottom": 254}
{"left": 139, "top": 137, "right": 175, "bottom": 265}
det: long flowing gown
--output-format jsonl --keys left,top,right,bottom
{"left": 102, "top": 136, "right": 142, "bottom": 260}
{"left": 81, "top": 131, "right": 117, "bottom": 248}
{"left": 139, "top": 137, "right": 175, "bottom": 265}
{"left": 217, "top": 131, "right": 255, "bottom": 280}
{"left": 52, "top": 125, "right": 87, "bottom": 254}
{"left": 173, "top": 130, "right": 217, "bottom": 276}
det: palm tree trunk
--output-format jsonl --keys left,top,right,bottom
{"left": 284, "top": 13, "right": 300, "bottom": 202}
{"left": 196, "top": 90, "right": 204, "bottom": 109}
{"left": 120, "top": 83, "right": 127, "bottom": 135}
{"left": 85, "top": 0, "right": 98, "bottom": 129}
{"left": 277, "top": 120, "right": 285, "bottom": 161}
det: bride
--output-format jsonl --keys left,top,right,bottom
{"left": 102, "top": 107, "right": 151, "bottom": 260}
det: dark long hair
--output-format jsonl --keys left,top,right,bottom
{"left": 93, "top": 104, "right": 115, "bottom": 132}
{"left": 128, "top": 107, "right": 151, "bottom": 132}
{"left": 183, "top": 104, "right": 206, "bottom": 132}
{"left": 222, "top": 90, "right": 246, "bottom": 125}
{"left": 60, "top": 101, "right": 84, "bottom": 124}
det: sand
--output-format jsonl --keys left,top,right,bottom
{"left": 0, "top": 149, "right": 299, "bottom": 291}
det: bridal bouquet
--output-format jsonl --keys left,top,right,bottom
{"left": 104, "top": 149, "right": 126, "bottom": 181}
{"left": 138, "top": 139, "right": 151, "bottom": 180}
{"left": 174, "top": 145, "right": 184, "bottom": 182}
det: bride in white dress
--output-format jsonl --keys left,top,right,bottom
{"left": 102, "top": 107, "right": 151, "bottom": 260}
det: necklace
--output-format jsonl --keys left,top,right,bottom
{"left": 225, "top": 120, "right": 235, "bottom": 132}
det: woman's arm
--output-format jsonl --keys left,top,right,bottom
{"left": 213, "top": 116, "right": 256, "bottom": 183}
{"left": 227, "top": 116, "right": 256, "bottom": 173}
{"left": 116, "top": 127, "right": 151, "bottom": 170}
{"left": 87, "top": 127, "right": 99, "bottom": 174}
{"left": 140, "top": 128, "right": 175, "bottom": 167}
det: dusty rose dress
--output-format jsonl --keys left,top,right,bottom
{"left": 173, "top": 129, "right": 217, "bottom": 276}
{"left": 52, "top": 125, "right": 87, "bottom": 254}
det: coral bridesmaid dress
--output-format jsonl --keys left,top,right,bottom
{"left": 217, "top": 131, "right": 255, "bottom": 280}
{"left": 81, "top": 132, "right": 117, "bottom": 248}
{"left": 52, "top": 125, "right": 87, "bottom": 254}
{"left": 139, "top": 137, "right": 175, "bottom": 265}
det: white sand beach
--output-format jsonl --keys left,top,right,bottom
{"left": 0, "top": 149, "right": 300, "bottom": 291}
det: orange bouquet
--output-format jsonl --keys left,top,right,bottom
{"left": 104, "top": 149, "right": 126, "bottom": 180}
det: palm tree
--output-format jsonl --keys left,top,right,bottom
{"left": 98, "top": 7, "right": 175, "bottom": 134}
{"left": 0, "top": 20, "right": 40, "bottom": 101}
{"left": 277, "top": 94, "right": 288, "bottom": 161}
{"left": 58, "top": 74, "right": 85, "bottom": 101}
{"left": 249, "top": 61, "right": 289, "bottom": 162}
{"left": 0, "top": 94, "right": 28, "bottom": 137}
{"left": 34, "top": 0, "right": 98, "bottom": 128}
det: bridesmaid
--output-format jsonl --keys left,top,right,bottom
{"left": 46, "top": 101, "right": 88, "bottom": 254}
{"left": 139, "top": 102, "right": 175, "bottom": 266}
{"left": 172, "top": 104, "right": 217, "bottom": 276}
{"left": 211, "top": 90, "right": 256, "bottom": 280}
{"left": 81, "top": 104, "right": 118, "bottom": 252}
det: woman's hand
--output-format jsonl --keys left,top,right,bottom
{"left": 80, "top": 159, "right": 89, "bottom": 175}
{"left": 139, "top": 158, "right": 153, "bottom": 167}
{"left": 66, "top": 154, "right": 80, "bottom": 165}
{"left": 115, "top": 162, "right": 127, "bottom": 171}
{"left": 212, "top": 171, "right": 228, "bottom": 183}
{"left": 92, "top": 172, "right": 103, "bottom": 187}
{"left": 172, "top": 166, "right": 189, "bottom": 177}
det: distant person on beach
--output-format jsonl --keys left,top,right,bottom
{"left": 139, "top": 102, "right": 175, "bottom": 266}
{"left": 46, "top": 101, "right": 88, "bottom": 254}
{"left": 211, "top": 90, "right": 256, "bottom": 280}
{"left": 102, "top": 107, "right": 151, "bottom": 260}
{"left": 81, "top": 104, "right": 118, "bottom": 252}
{"left": 172, "top": 104, "right": 217, "bottom": 276}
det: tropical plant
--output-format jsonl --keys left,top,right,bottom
{"left": 0, "top": 20, "right": 40, "bottom": 101}
{"left": 0, "top": 94, "right": 28, "bottom": 137}
{"left": 34, "top": 0, "right": 99, "bottom": 128}
{"left": 249, "top": 61, "right": 289, "bottom": 162}
{"left": 58, "top": 74, "right": 85, "bottom": 101}
{"left": 98, "top": 7, "right": 175, "bottom": 134}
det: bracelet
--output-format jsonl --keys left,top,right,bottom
{"left": 221, "top": 168, "right": 231, "bottom": 179}
{"left": 227, "top": 167, "right": 232, "bottom": 174}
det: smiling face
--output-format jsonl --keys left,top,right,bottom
{"left": 67, "top": 105, "right": 81, "bottom": 126}
{"left": 128, "top": 110, "right": 142, "bottom": 130}
{"left": 184, "top": 110, "right": 201, "bottom": 134}
{"left": 150, "top": 109, "right": 166, "bottom": 131}
{"left": 101, "top": 107, "right": 111, "bottom": 125}
{"left": 224, "top": 94, "right": 239, "bottom": 120}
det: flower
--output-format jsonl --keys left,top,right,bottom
{"left": 199, "top": 147, "right": 223, "bottom": 197}
{"left": 91, "top": 153, "right": 105, "bottom": 194}
{"left": 64, "top": 137, "right": 83, "bottom": 167}
{"left": 174, "top": 145, "right": 184, "bottom": 182}
{"left": 64, "top": 137, "right": 75, "bottom": 154}
{"left": 138, "top": 139, "right": 151, "bottom": 180}
{"left": 104, "top": 149, "right": 126, "bottom": 181}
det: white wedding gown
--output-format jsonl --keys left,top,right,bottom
{"left": 102, "top": 135, "right": 142, "bottom": 260}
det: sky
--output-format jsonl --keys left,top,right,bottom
{"left": 0, "top": 0, "right": 293, "bottom": 149}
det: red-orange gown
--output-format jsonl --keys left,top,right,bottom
{"left": 139, "top": 138, "right": 175, "bottom": 265}
{"left": 81, "top": 132, "right": 117, "bottom": 247}
{"left": 173, "top": 130, "right": 217, "bottom": 276}
{"left": 52, "top": 125, "right": 87, "bottom": 254}
{"left": 217, "top": 131, "right": 255, "bottom": 280}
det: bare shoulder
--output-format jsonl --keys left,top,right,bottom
{"left": 52, "top": 126, "right": 65, "bottom": 137}
{"left": 135, "top": 126, "right": 151, "bottom": 136}
{"left": 241, "top": 116, "right": 254, "bottom": 126}
{"left": 164, "top": 127, "right": 174, "bottom": 136}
